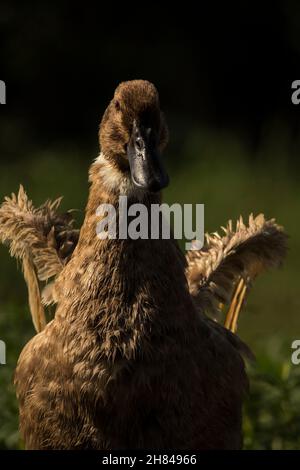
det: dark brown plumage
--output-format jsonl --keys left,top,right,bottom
{"left": 0, "top": 80, "right": 287, "bottom": 449}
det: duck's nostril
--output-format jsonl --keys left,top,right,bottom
{"left": 135, "top": 136, "right": 144, "bottom": 151}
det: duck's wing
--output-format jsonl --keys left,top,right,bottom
{"left": 0, "top": 185, "right": 79, "bottom": 332}
{"left": 186, "top": 214, "right": 288, "bottom": 333}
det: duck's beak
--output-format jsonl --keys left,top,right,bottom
{"left": 127, "top": 120, "right": 169, "bottom": 192}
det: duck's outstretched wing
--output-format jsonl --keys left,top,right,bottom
{"left": 0, "top": 186, "right": 79, "bottom": 332}
{"left": 186, "top": 214, "right": 288, "bottom": 333}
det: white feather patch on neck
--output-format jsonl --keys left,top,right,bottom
{"left": 95, "top": 152, "right": 137, "bottom": 196}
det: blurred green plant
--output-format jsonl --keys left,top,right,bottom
{"left": 244, "top": 340, "right": 300, "bottom": 450}
{"left": 0, "top": 301, "right": 32, "bottom": 449}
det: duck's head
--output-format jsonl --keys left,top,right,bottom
{"left": 98, "top": 80, "right": 169, "bottom": 193}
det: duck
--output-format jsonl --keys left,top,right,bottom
{"left": 0, "top": 80, "right": 287, "bottom": 450}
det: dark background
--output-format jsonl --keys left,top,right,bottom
{"left": 1, "top": 2, "right": 300, "bottom": 155}
{"left": 0, "top": 1, "right": 300, "bottom": 450}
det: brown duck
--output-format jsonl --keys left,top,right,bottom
{"left": 0, "top": 80, "right": 287, "bottom": 449}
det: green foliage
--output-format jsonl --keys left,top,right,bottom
{"left": 0, "top": 302, "right": 32, "bottom": 449}
{"left": 244, "top": 341, "right": 300, "bottom": 450}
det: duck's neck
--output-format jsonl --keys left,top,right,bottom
{"left": 79, "top": 159, "right": 162, "bottom": 246}
{"left": 57, "top": 159, "right": 192, "bottom": 359}
{"left": 73, "top": 158, "right": 187, "bottom": 297}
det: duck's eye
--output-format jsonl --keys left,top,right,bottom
{"left": 115, "top": 100, "right": 121, "bottom": 111}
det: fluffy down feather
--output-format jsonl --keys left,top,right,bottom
{"left": 187, "top": 214, "right": 288, "bottom": 330}
{"left": 0, "top": 185, "right": 79, "bottom": 331}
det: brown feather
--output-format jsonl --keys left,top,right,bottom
{"left": 186, "top": 213, "right": 288, "bottom": 323}
{"left": 22, "top": 254, "right": 47, "bottom": 332}
{"left": 0, "top": 185, "right": 79, "bottom": 328}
